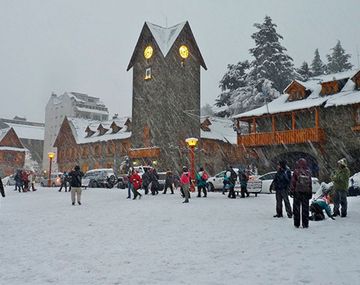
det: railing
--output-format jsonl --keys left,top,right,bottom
{"left": 237, "top": 128, "right": 325, "bottom": 147}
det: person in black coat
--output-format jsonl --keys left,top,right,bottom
{"left": 68, "top": 165, "right": 84, "bottom": 205}
{"left": 0, "top": 176, "right": 5, "bottom": 198}
{"left": 227, "top": 166, "right": 237, "bottom": 199}
{"left": 163, "top": 170, "right": 174, "bottom": 194}
{"left": 272, "top": 160, "right": 292, "bottom": 218}
{"left": 142, "top": 169, "right": 151, "bottom": 195}
{"left": 149, "top": 168, "right": 160, "bottom": 195}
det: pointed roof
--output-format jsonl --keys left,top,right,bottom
{"left": 127, "top": 21, "right": 207, "bottom": 71}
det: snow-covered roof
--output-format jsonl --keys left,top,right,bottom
{"left": 200, "top": 116, "right": 237, "bottom": 144}
{"left": 234, "top": 69, "right": 360, "bottom": 119}
{"left": 0, "top": 146, "right": 26, "bottom": 152}
{"left": 0, "top": 128, "right": 10, "bottom": 142}
{"left": 67, "top": 117, "right": 131, "bottom": 145}
{"left": 146, "top": 22, "right": 186, "bottom": 57}
{"left": 4, "top": 122, "right": 44, "bottom": 140}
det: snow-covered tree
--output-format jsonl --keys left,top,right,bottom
{"left": 326, "top": 40, "right": 353, "bottom": 73}
{"left": 249, "top": 15, "right": 295, "bottom": 92}
{"left": 311, "top": 49, "right": 326, "bottom": 77}
{"left": 201, "top": 104, "right": 214, "bottom": 116}
{"left": 296, "top": 61, "right": 312, "bottom": 81}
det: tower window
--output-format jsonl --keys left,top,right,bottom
{"left": 145, "top": 68, "right": 152, "bottom": 80}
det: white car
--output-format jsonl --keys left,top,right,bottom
{"left": 253, "top": 171, "right": 321, "bottom": 194}
{"left": 206, "top": 169, "right": 238, "bottom": 191}
{"left": 82, "top": 168, "right": 117, "bottom": 188}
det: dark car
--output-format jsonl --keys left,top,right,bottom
{"left": 116, "top": 175, "right": 128, "bottom": 189}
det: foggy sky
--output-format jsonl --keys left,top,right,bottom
{"left": 0, "top": 0, "right": 359, "bottom": 123}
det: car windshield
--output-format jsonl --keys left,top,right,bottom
{"left": 216, "top": 171, "right": 225, "bottom": 178}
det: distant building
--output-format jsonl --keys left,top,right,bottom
{"left": 54, "top": 116, "right": 131, "bottom": 173}
{"left": 0, "top": 127, "right": 26, "bottom": 176}
{"left": 0, "top": 116, "right": 44, "bottom": 169}
{"left": 127, "top": 21, "right": 207, "bottom": 171}
{"left": 43, "top": 92, "right": 109, "bottom": 171}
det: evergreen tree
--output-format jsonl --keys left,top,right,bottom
{"left": 296, "top": 61, "right": 312, "bottom": 81}
{"left": 326, "top": 40, "right": 353, "bottom": 73}
{"left": 311, "top": 49, "right": 325, "bottom": 76}
{"left": 249, "top": 15, "right": 295, "bottom": 92}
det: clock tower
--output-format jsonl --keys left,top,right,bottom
{"left": 127, "top": 21, "right": 207, "bottom": 171}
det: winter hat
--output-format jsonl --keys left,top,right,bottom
{"left": 279, "top": 160, "right": 287, "bottom": 169}
{"left": 182, "top": 166, "right": 188, "bottom": 172}
{"left": 74, "top": 165, "right": 80, "bottom": 171}
{"left": 337, "top": 158, "right": 347, "bottom": 167}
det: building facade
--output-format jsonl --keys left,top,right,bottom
{"left": 54, "top": 116, "right": 131, "bottom": 174}
{"left": 0, "top": 116, "right": 44, "bottom": 169}
{"left": 43, "top": 92, "right": 109, "bottom": 171}
{"left": 127, "top": 21, "right": 207, "bottom": 171}
{"left": 0, "top": 128, "right": 26, "bottom": 176}
{"left": 233, "top": 69, "right": 360, "bottom": 180}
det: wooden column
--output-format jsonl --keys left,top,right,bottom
{"left": 292, "top": 112, "right": 296, "bottom": 130}
{"left": 271, "top": 115, "right": 276, "bottom": 132}
{"left": 252, "top": 118, "right": 256, "bottom": 133}
{"left": 315, "top": 107, "right": 319, "bottom": 129}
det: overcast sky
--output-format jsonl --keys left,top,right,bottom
{"left": 0, "top": 0, "right": 359, "bottom": 123}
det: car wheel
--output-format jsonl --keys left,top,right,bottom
{"left": 89, "top": 181, "right": 98, "bottom": 188}
{"left": 208, "top": 182, "right": 215, "bottom": 192}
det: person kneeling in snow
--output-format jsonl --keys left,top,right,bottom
{"left": 309, "top": 183, "right": 334, "bottom": 221}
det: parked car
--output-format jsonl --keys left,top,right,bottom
{"left": 206, "top": 169, "right": 239, "bottom": 192}
{"left": 40, "top": 172, "right": 63, "bottom": 187}
{"left": 348, "top": 172, "right": 360, "bottom": 196}
{"left": 82, "top": 168, "right": 117, "bottom": 189}
{"left": 157, "top": 172, "right": 166, "bottom": 191}
{"left": 257, "top": 171, "right": 320, "bottom": 194}
{"left": 3, "top": 174, "right": 16, "bottom": 186}
{"left": 116, "top": 175, "right": 128, "bottom": 189}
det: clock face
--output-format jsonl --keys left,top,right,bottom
{"left": 179, "top": 45, "right": 189, "bottom": 59}
{"left": 144, "top": 45, "right": 153, "bottom": 59}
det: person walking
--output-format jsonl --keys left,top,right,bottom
{"left": 180, "top": 166, "right": 191, "bottom": 203}
{"left": 0, "top": 176, "right": 5, "bottom": 198}
{"left": 196, "top": 167, "right": 208, "bottom": 198}
{"left": 142, "top": 169, "right": 151, "bottom": 195}
{"left": 28, "top": 171, "right": 37, "bottom": 191}
{"left": 273, "top": 160, "right": 292, "bottom": 218}
{"left": 21, "top": 170, "right": 29, "bottom": 192}
{"left": 126, "top": 167, "right": 133, "bottom": 199}
{"left": 58, "top": 171, "right": 68, "bottom": 192}
{"left": 239, "top": 169, "right": 249, "bottom": 198}
{"left": 227, "top": 166, "right": 237, "bottom": 199}
{"left": 163, "top": 170, "right": 174, "bottom": 194}
{"left": 129, "top": 169, "right": 142, "bottom": 200}
{"left": 14, "top": 169, "right": 22, "bottom": 192}
{"left": 331, "top": 158, "right": 350, "bottom": 217}
{"left": 149, "top": 168, "right": 160, "bottom": 195}
{"left": 290, "top": 158, "right": 312, "bottom": 228}
{"left": 69, "top": 165, "right": 84, "bottom": 205}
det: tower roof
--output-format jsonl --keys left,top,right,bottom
{"left": 127, "top": 21, "right": 207, "bottom": 71}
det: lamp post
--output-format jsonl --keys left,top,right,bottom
{"left": 185, "top": 137, "right": 198, "bottom": 192}
{"left": 47, "top": 152, "right": 55, "bottom": 187}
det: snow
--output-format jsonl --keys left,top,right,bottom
{"left": 1, "top": 187, "right": 360, "bottom": 285}
{"left": 200, "top": 116, "right": 237, "bottom": 144}
{"left": 67, "top": 117, "right": 131, "bottom": 144}
{"left": 146, "top": 22, "right": 186, "bottom": 57}
{"left": 75, "top": 107, "right": 109, "bottom": 115}
{"left": 4, "top": 122, "right": 44, "bottom": 140}
{"left": 233, "top": 69, "right": 360, "bottom": 119}
{"left": 0, "top": 127, "right": 10, "bottom": 141}
{"left": 0, "top": 146, "right": 26, "bottom": 152}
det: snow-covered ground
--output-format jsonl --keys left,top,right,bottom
{"left": 1, "top": 186, "right": 360, "bottom": 285}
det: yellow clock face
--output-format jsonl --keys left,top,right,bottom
{"left": 144, "top": 45, "right": 153, "bottom": 59}
{"left": 179, "top": 45, "right": 189, "bottom": 59}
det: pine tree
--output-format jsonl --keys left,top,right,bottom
{"left": 249, "top": 15, "right": 295, "bottom": 92}
{"left": 296, "top": 61, "right": 312, "bottom": 81}
{"left": 311, "top": 49, "right": 325, "bottom": 76}
{"left": 326, "top": 40, "right": 353, "bottom": 73}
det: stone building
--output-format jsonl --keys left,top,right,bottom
{"left": 233, "top": 69, "right": 360, "bottom": 180}
{"left": 127, "top": 21, "right": 207, "bottom": 171}
{"left": 43, "top": 92, "right": 109, "bottom": 171}
{"left": 54, "top": 116, "right": 131, "bottom": 173}
{"left": 0, "top": 128, "right": 26, "bottom": 176}
{"left": 0, "top": 116, "right": 44, "bottom": 168}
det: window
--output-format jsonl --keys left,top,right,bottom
{"left": 145, "top": 68, "right": 152, "bottom": 80}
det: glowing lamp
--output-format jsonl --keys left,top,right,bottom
{"left": 179, "top": 45, "right": 189, "bottom": 59}
{"left": 185, "top": 137, "right": 198, "bottom": 147}
{"left": 48, "top": 152, "right": 55, "bottom": 159}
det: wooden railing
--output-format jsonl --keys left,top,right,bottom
{"left": 237, "top": 128, "right": 325, "bottom": 147}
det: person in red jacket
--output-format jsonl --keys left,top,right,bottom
{"left": 129, "top": 169, "right": 142, "bottom": 200}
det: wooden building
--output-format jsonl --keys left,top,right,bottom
{"left": 127, "top": 21, "right": 207, "bottom": 171}
{"left": 0, "top": 128, "right": 26, "bottom": 176}
{"left": 54, "top": 117, "right": 131, "bottom": 173}
{"left": 233, "top": 69, "right": 360, "bottom": 179}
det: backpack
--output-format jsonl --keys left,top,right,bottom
{"left": 201, "top": 171, "right": 209, "bottom": 181}
{"left": 295, "top": 170, "right": 312, "bottom": 193}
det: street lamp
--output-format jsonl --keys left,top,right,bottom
{"left": 47, "top": 152, "right": 55, "bottom": 187}
{"left": 185, "top": 137, "right": 198, "bottom": 192}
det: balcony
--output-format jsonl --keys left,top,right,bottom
{"left": 237, "top": 128, "right": 325, "bottom": 147}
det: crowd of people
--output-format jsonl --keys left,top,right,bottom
{"left": 1, "top": 157, "right": 353, "bottom": 228}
